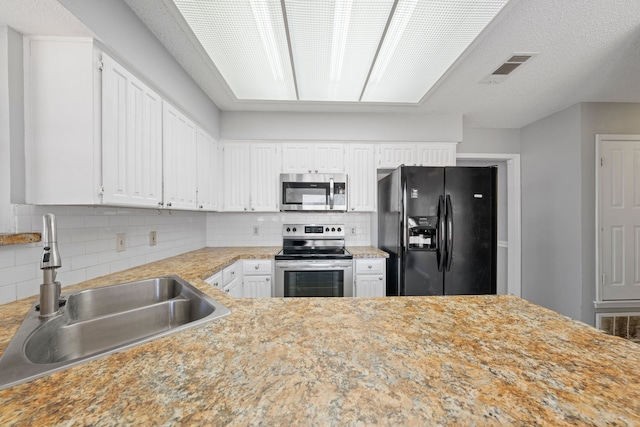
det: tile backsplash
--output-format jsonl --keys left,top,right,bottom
{"left": 0, "top": 205, "right": 207, "bottom": 304}
{"left": 206, "top": 212, "right": 372, "bottom": 247}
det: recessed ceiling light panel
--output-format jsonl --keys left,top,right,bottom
{"left": 362, "top": 0, "right": 511, "bottom": 103}
{"left": 173, "top": 0, "right": 297, "bottom": 101}
{"left": 284, "top": 0, "right": 393, "bottom": 102}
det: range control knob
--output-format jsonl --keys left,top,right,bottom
{"left": 286, "top": 227, "right": 291, "bottom": 232}
{"left": 331, "top": 227, "right": 336, "bottom": 232}
{"left": 325, "top": 227, "right": 330, "bottom": 232}
{"left": 337, "top": 227, "right": 342, "bottom": 232}
{"left": 293, "top": 227, "right": 297, "bottom": 232}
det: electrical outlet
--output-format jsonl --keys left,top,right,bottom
{"left": 149, "top": 231, "right": 157, "bottom": 246}
{"left": 116, "top": 233, "right": 126, "bottom": 252}
{"left": 350, "top": 227, "right": 356, "bottom": 236}
{"left": 253, "top": 226, "right": 259, "bottom": 236}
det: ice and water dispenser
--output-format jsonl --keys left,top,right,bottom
{"left": 407, "top": 216, "right": 437, "bottom": 250}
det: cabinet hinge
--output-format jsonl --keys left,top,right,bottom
{"left": 600, "top": 157, "right": 604, "bottom": 167}
{"left": 601, "top": 274, "right": 605, "bottom": 285}
{"left": 97, "top": 60, "right": 104, "bottom": 71}
{"left": 98, "top": 185, "right": 105, "bottom": 195}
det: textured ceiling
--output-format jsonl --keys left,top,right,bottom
{"left": 122, "top": 0, "right": 640, "bottom": 128}
{"left": 2, "top": 0, "right": 639, "bottom": 129}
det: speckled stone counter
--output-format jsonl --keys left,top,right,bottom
{"left": 1, "top": 247, "right": 639, "bottom": 426}
{"left": 347, "top": 246, "right": 389, "bottom": 258}
{"left": 0, "top": 233, "right": 41, "bottom": 246}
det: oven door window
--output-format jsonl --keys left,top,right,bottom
{"left": 284, "top": 270, "right": 344, "bottom": 297}
{"left": 282, "top": 183, "right": 329, "bottom": 206}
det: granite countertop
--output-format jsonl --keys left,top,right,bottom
{"left": 0, "top": 233, "right": 41, "bottom": 246}
{"left": 1, "top": 247, "right": 639, "bottom": 425}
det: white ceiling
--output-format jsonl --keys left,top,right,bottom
{"left": 2, "top": 0, "right": 640, "bottom": 129}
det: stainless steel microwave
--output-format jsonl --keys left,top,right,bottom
{"left": 280, "top": 173, "right": 348, "bottom": 212}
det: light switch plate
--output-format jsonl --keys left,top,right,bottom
{"left": 253, "top": 226, "right": 259, "bottom": 236}
{"left": 116, "top": 233, "right": 126, "bottom": 252}
{"left": 149, "top": 231, "right": 157, "bottom": 246}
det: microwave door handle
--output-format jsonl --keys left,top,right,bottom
{"left": 329, "top": 178, "right": 335, "bottom": 210}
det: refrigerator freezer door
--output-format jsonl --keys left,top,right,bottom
{"left": 402, "top": 167, "right": 445, "bottom": 296}
{"left": 443, "top": 167, "right": 497, "bottom": 295}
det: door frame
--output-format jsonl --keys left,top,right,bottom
{"left": 595, "top": 134, "right": 640, "bottom": 308}
{"left": 456, "top": 153, "right": 521, "bottom": 297}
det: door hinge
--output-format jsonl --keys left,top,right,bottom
{"left": 601, "top": 274, "right": 605, "bottom": 285}
{"left": 97, "top": 60, "right": 104, "bottom": 71}
{"left": 98, "top": 185, "right": 104, "bottom": 195}
{"left": 600, "top": 157, "right": 604, "bottom": 167}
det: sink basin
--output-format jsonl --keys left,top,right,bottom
{"left": 0, "top": 276, "right": 230, "bottom": 390}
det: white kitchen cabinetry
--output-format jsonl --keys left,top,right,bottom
{"left": 101, "top": 53, "right": 163, "bottom": 207}
{"left": 25, "top": 37, "right": 102, "bottom": 205}
{"left": 163, "top": 102, "right": 197, "bottom": 210}
{"left": 222, "top": 262, "right": 243, "bottom": 298}
{"left": 281, "top": 143, "right": 344, "bottom": 173}
{"left": 354, "top": 258, "right": 386, "bottom": 297}
{"left": 242, "top": 259, "right": 273, "bottom": 298}
{"left": 377, "top": 143, "right": 457, "bottom": 168}
{"left": 346, "top": 144, "right": 376, "bottom": 212}
{"left": 204, "top": 271, "right": 223, "bottom": 290}
{"left": 196, "top": 128, "right": 220, "bottom": 211}
{"left": 223, "top": 142, "right": 280, "bottom": 212}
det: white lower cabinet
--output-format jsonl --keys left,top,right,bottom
{"left": 354, "top": 258, "right": 386, "bottom": 297}
{"left": 242, "top": 260, "right": 273, "bottom": 298}
{"left": 222, "top": 262, "right": 243, "bottom": 298}
{"left": 204, "top": 271, "right": 223, "bottom": 289}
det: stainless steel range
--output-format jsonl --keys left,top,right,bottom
{"left": 275, "top": 224, "right": 353, "bottom": 297}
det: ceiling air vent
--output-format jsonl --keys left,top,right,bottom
{"left": 480, "top": 52, "right": 538, "bottom": 84}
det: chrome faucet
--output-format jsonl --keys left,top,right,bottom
{"left": 39, "top": 214, "right": 62, "bottom": 318}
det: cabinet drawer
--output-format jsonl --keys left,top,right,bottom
{"left": 355, "top": 259, "right": 385, "bottom": 275}
{"left": 222, "top": 262, "right": 240, "bottom": 286}
{"left": 243, "top": 259, "right": 272, "bottom": 275}
{"left": 204, "top": 271, "right": 223, "bottom": 289}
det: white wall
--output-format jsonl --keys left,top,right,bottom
{"left": 221, "top": 112, "right": 462, "bottom": 142}
{"left": 521, "top": 104, "right": 583, "bottom": 321}
{"left": 0, "top": 26, "right": 14, "bottom": 232}
{"left": 58, "top": 0, "right": 220, "bottom": 137}
{"left": 459, "top": 128, "right": 520, "bottom": 154}
{"left": 207, "top": 212, "right": 371, "bottom": 247}
{"left": 0, "top": 206, "right": 207, "bottom": 305}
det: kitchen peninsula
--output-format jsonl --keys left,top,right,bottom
{"left": 0, "top": 247, "right": 639, "bottom": 425}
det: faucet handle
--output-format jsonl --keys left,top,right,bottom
{"left": 41, "top": 214, "right": 61, "bottom": 270}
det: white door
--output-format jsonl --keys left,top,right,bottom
{"left": 163, "top": 102, "right": 197, "bottom": 210}
{"left": 281, "top": 143, "right": 313, "bottom": 173}
{"left": 346, "top": 144, "right": 376, "bottom": 211}
{"left": 250, "top": 144, "right": 279, "bottom": 211}
{"left": 314, "top": 143, "right": 345, "bottom": 173}
{"left": 196, "top": 128, "right": 219, "bottom": 211}
{"left": 377, "top": 144, "right": 416, "bottom": 168}
{"left": 243, "top": 275, "right": 272, "bottom": 298}
{"left": 102, "top": 54, "right": 162, "bottom": 207}
{"left": 222, "top": 143, "right": 251, "bottom": 211}
{"left": 599, "top": 138, "right": 640, "bottom": 300}
{"left": 355, "top": 276, "right": 385, "bottom": 297}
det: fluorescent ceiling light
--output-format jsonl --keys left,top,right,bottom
{"left": 170, "top": 0, "right": 511, "bottom": 104}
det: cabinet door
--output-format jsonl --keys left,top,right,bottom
{"left": 196, "top": 128, "right": 220, "bottom": 211}
{"left": 377, "top": 144, "right": 416, "bottom": 168}
{"left": 243, "top": 275, "right": 273, "bottom": 298}
{"left": 222, "top": 143, "right": 251, "bottom": 211}
{"left": 416, "top": 143, "right": 457, "bottom": 166}
{"left": 250, "top": 144, "right": 280, "bottom": 211}
{"left": 281, "top": 143, "right": 314, "bottom": 173}
{"left": 355, "top": 275, "right": 385, "bottom": 297}
{"left": 102, "top": 54, "right": 163, "bottom": 207}
{"left": 224, "top": 277, "right": 243, "bottom": 298}
{"left": 163, "top": 102, "right": 197, "bottom": 209}
{"left": 346, "top": 144, "right": 376, "bottom": 211}
{"left": 314, "top": 143, "right": 345, "bottom": 173}
{"left": 204, "top": 271, "right": 223, "bottom": 289}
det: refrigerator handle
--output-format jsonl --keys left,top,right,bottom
{"left": 402, "top": 181, "right": 408, "bottom": 253}
{"left": 437, "top": 195, "right": 446, "bottom": 272}
{"left": 445, "top": 194, "right": 454, "bottom": 271}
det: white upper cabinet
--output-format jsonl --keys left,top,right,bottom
{"left": 377, "top": 143, "right": 457, "bottom": 168}
{"left": 196, "top": 128, "right": 220, "bottom": 211}
{"left": 281, "top": 143, "right": 344, "bottom": 173}
{"left": 25, "top": 38, "right": 102, "bottom": 205}
{"left": 102, "top": 53, "right": 163, "bottom": 208}
{"left": 346, "top": 144, "right": 376, "bottom": 212}
{"left": 223, "top": 142, "right": 280, "bottom": 212}
{"left": 163, "top": 102, "right": 197, "bottom": 210}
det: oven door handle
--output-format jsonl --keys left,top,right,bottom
{"left": 276, "top": 262, "right": 352, "bottom": 269}
{"left": 329, "top": 178, "right": 335, "bottom": 210}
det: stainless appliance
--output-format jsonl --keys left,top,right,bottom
{"left": 378, "top": 166, "right": 497, "bottom": 296}
{"left": 275, "top": 224, "right": 353, "bottom": 297}
{"left": 279, "top": 173, "right": 347, "bottom": 212}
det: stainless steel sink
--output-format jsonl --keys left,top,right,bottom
{"left": 0, "top": 276, "right": 230, "bottom": 390}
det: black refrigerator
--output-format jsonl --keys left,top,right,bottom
{"left": 378, "top": 166, "right": 497, "bottom": 296}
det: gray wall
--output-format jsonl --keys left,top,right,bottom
{"left": 458, "top": 128, "right": 520, "bottom": 154}
{"left": 521, "top": 102, "right": 640, "bottom": 325}
{"left": 221, "top": 111, "right": 462, "bottom": 141}
{"left": 0, "top": 26, "right": 12, "bottom": 232}
{"left": 521, "top": 104, "right": 583, "bottom": 321}
{"left": 58, "top": 0, "right": 220, "bottom": 137}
